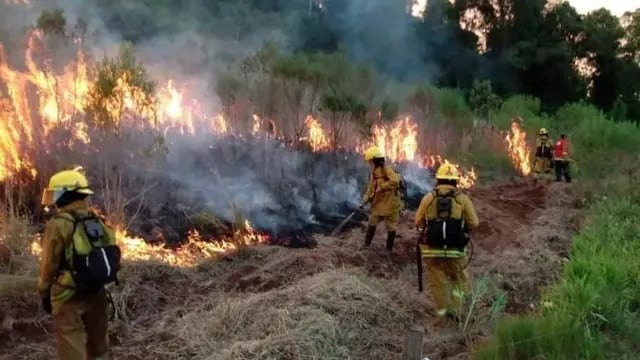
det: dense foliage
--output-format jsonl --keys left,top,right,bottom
{"left": 88, "top": 0, "right": 640, "bottom": 122}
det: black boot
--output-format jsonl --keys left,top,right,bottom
{"left": 364, "top": 226, "right": 376, "bottom": 247}
{"left": 386, "top": 231, "right": 396, "bottom": 252}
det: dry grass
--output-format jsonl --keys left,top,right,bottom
{"left": 0, "top": 274, "right": 37, "bottom": 297}
{"left": 174, "top": 269, "right": 420, "bottom": 360}
{"left": 0, "top": 214, "right": 37, "bottom": 275}
{"left": 0, "top": 180, "right": 582, "bottom": 359}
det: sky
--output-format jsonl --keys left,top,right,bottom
{"left": 568, "top": 0, "right": 637, "bottom": 16}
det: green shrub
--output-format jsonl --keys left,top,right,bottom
{"left": 491, "top": 95, "right": 543, "bottom": 129}
{"left": 474, "top": 198, "right": 640, "bottom": 360}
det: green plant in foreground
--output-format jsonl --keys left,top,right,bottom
{"left": 473, "top": 198, "right": 640, "bottom": 360}
{"left": 455, "top": 276, "right": 507, "bottom": 334}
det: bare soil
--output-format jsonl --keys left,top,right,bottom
{"left": 0, "top": 178, "right": 584, "bottom": 360}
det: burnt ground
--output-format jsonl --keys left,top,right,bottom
{"left": 0, "top": 178, "right": 584, "bottom": 360}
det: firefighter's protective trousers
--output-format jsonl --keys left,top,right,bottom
{"left": 53, "top": 289, "right": 109, "bottom": 360}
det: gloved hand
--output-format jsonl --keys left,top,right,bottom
{"left": 41, "top": 291, "right": 52, "bottom": 314}
{"left": 359, "top": 198, "right": 368, "bottom": 210}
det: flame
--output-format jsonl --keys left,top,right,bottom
{"left": 30, "top": 237, "right": 42, "bottom": 257}
{"left": 162, "top": 80, "right": 183, "bottom": 120}
{"left": 252, "top": 114, "right": 261, "bottom": 135}
{"left": 371, "top": 116, "right": 418, "bottom": 163}
{"left": 456, "top": 164, "right": 477, "bottom": 189}
{"left": 304, "top": 115, "right": 330, "bottom": 151}
{"left": 7, "top": 25, "right": 484, "bottom": 268}
{"left": 505, "top": 120, "right": 531, "bottom": 176}
{"left": 30, "top": 220, "right": 269, "bottom": 267}
{"left": 420, "top": 156, "right": 476, "bottom": 189}
{"left": 362, "top": 116, "right": 477, "bottom": 188}
{"left": 116, "top": 220, "right": 268, "bottom": 267}
{"left": 212, "top": 114, "right": 228, "bottom": 135}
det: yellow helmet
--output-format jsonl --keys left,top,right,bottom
{"left": 41, "top": 169, "right": 94, "bottom": 205}
{"left": 363, "top": 146, "right": 384, "bottom": 161}
{"left": 435, "top": 163, "right": 459, "bottom": 181}
{"left": 539, "top": 128, "right": 548, "bottom": 135}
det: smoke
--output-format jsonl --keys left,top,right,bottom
{"left": 1, "top": 0, "right": 435, "bottom": 98}
{"left": 164, "top": 134, "right": 355, "bottom": 235}
{"left": 320, "top": 0, "right": 430, "bottom": 80}
{"left": 153, "top": 132, "right": 433, "bottom": 237}
{"left": 0, "top": 1, "right": 438, "bottom": 239}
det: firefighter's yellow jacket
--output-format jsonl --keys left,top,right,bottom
{"left": 362, "top": 165, "right": 403, "bottom": 216}
{"left": 38, "top": 200, "right": 91, "bottom": 313}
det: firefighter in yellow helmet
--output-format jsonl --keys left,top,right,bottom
{"left": 533, "top": 128, "right": 554, "bottom": 177}
{"left": 360, "top": 146, "right": 403, "bottom": 252}
{"left": 414, "top": 163, "right": 479, "bottom": 323}
{"left": 38, "top": 169, "right": 112, "bottom": 360}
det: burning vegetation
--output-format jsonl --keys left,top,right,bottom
{"left": 0, "top": 0, "right": 543, "bottom": 272}
{"left": 505, "top": 120, "right": 532, "bottom": 177}
{"left": 0, "top": 23, "right": 491, "bottom": 265}
{"left": 0, "top": 2, "right": 601, "bottom": 360}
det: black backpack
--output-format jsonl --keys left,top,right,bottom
{"left": 423, "top": 189, "right": 469, "bottom": 249}
{"left": 536, "top": 139, "right": 553, "bottom": 158}
{"left": 57, "top": 211, "right": 121, "bottom": 294}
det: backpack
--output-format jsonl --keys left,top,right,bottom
{"left": 422, "top": 189, "right": 469, "bottom": 249}
{"left": 535, "top": 138, "right": 553, "bottom": 158}
{"left": 57, "top": 211, "right": 121, "bottom": 294}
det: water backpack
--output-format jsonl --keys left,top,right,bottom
{"left": 422, "top": 189, "right": 469, "bottom": 249}
{"left": 57, "top": 211, "right": 121, "bottom": 294}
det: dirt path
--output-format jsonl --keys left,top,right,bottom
{"left": 216, "top": 179, "right": 583, "bottom": 358}
{"left": 0, "top": 179, "right": 584, "bottom": 360}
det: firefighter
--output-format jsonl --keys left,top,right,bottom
{"left": 360, "top": 146, "right": 403, "bottom": 252}
{"left": 533, "top": 128, "right": 553, "bottom": 177}
{"left": 414, "top": 163, "right": 479, "bottom": 323}
{"left": 553, "top": 134, "right": 572, "bottom": 183}
{"left": 38, "top": 169, "right": 110, "bottom": 360}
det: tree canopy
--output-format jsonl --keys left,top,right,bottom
{"left": 35, "top": 0, "right": 640, "bottom": 123}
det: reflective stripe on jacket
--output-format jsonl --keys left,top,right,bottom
{"left": 419, "top": 244, "right": 467, "bottom": 258}
{"left": 414, "top": 185, "right": 479, "bottom": 258}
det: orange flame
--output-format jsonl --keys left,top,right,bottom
{"left": 116, "top": 220, "right": 269, "bottom": 267}
{"left": 455, "top": 163, "right": 477, "bottom": 189}
{"left": 371, "top": 116, "right": 418, "bottom": 162}
{"left": 212, "top": 114, "right": 229, "bottom": 135}
{"left": 420, "top": 156, "right": 476, "bottom": 189}
{"left": 505, "top": 120, "right": 531, "bottom": 176}
{"left": 252, "top": 114, "right": 261, "bottom": 135}
{"left": 30, "top": 220, "right": 269, "bottom": 267}
{"left": 303, "top": 115, "right": 330, "bottom": 151}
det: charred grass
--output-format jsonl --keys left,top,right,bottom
{"left": 0, "top": 179, "right": 584, "bottom": 360}
{"left": 1, "top": 233, "right": 511, "bottom": 360}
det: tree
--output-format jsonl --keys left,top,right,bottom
{"left": 85, "top": 43, "right": 157, "bottom": 130}
{"left": 320, "top": 86, "right": 368, "bottom": 149}
{"left": 620, "top": 9, "right": 640, "bottom": 123}
{"left": 380, "top": 98, "right": 399, "bottom": 122}
{"left": 36, "top": 9, "right": 66, "bottom": 36}
{"left": 417, "top": 0, "right": 482, "bottom": 89}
